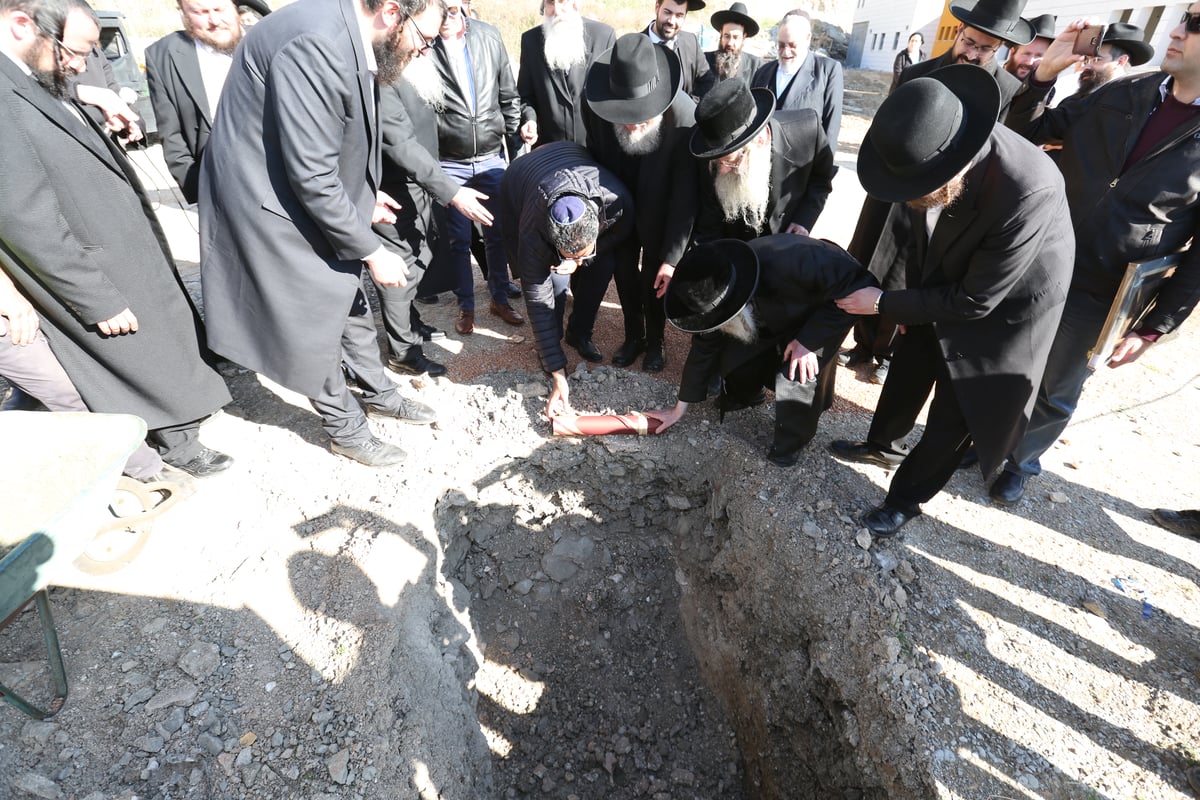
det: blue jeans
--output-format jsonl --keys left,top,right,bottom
{"left": 440, "top": 155, "right": 510, "bottom": 311}
{"left": 1004, "top": 288, "right": 1112, "bottom": 478}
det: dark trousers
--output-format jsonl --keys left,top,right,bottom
{"left": 310, "top": 289, "right": 398, "bottom": 445}
{"left": 866, "top": 325, "right": 972, "bottom": 508}
{"left": 722, "top": 337, "right": 841, "bottom": 455}
{"left": 375, "top": 262, "right": 426, "bottom": 362}
{"left": 612, "top": 242, "right": 666, "bottom": 345}
{"left": 549, "top": 249, "right": 618, "bottom": 342}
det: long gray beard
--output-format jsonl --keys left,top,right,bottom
{"left": 613, "top": 118, "right": 664, "bottom": 156}
{"left": 543, "top": 15, "right": 587, "bottom": 71}
{"left": 715, "top": 50, "right": 741, "bottom": 80}
{"left": 403, "top": 53, "right": 446, "bottom": 112}
{"left": 719, "top": 305, "right": 758, "bottom": 343}
{"left": 713, "top": 145, "right": 772, "bottom": 231}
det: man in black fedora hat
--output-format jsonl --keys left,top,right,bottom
{"left": 583, "top": 33, "right": 698, "bottom": 372}
{"left": 688, "top": 80, "right": 835, "bottom": 245}
{"left": 146, "top": 0, "right": 267, "bottom": 204}
{"left": 989, "top": 13, "right": 1197, "bottom": 506}
{"left": 1068, "top": 22, "right": 1154, "bottom": 97}
{"left": 648, "top": 236, "right": 874, "bottom": 466}
{"left": 706, "top": 2, "right": 762, "bottom": 85}
{"left": 643, "top": 0, "right": 714, "bottom": 100}
{"left": 828, "top": 64, "right": 1075, "bottom": 538}
{"left": 497, "top": 141, "right": 634, "bottom": 417}
{"left": 1003, "top": 12, "right": 1055, "bottom": 81}
{"left": 842, "top": 0, "right": 1035, "bottom": 386}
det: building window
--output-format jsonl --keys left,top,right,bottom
{"left": 894, "top": 31, "right": 900, "bottom": 48}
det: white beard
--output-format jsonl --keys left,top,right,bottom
{"left": 713, "top": 142, "right": 772, "bottom": 231}
{"left": 613, "top": 117, "right": 664, "bottom": 156}
{"left": 719, "top": 305, "right": 758, "bottom": 343}
{"left": 402, "top": 53, "right": 446, "bottom": 112}
{"left": 543, "top": 14, "right": 587, "bottom": 71}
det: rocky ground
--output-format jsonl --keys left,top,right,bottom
{"left": 2, "top": 69, "right": 1199, "bottom": 800}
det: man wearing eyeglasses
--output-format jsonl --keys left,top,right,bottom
{"left": 0, "top": 0, "right": 232, "bottom": 477}
{"left": 200, "top": 0, "right": 447, "bottom": 467}
{"left": 750, "top": 11, "right": 842, "bottom": 153}
{"left": 497, "top": 141, "right": 633, "bottom": 418}
{"left": 145, "top": 0, "right": 269, "bottom": 204}
{"left": 1071, "top": 23, "right": 1152, "bottom": 98}
{"left": 990, "top": 12, "right": 1200, "bottom": 506}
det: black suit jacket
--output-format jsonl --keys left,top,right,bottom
{"left": 517, "top": 17, "right": 615, "bottom": 148}
{"left": 642, "top": 26, "right": 714, "bottom": 101}
{"left": 145, "top": 31, "right": 213, "bottom": 203}
{"left": 751, "top": 53, "right": 843, "bottom": 151}
{"left": 693, "top": 110, "right": 836, "bottom": 243}
{"left": 879, "top": 127, "right": 1075, "bottom": 476}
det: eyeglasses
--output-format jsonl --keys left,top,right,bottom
{"left": 445, "top": 5, "right": 460, "bottom": 15}
{"left": 711, "top": 146, "right": 750, "bottom": 174}
{"left": 1081, "top": 51, "right": 1113, "bottom": 65}
{"left": 957, "top": 31, "right": 999, "bottom": 56}
{"left": 403, "top": 15, "right": 437, "bottom": 54}
{"left": 48, "top": 33, "right": 89, "bottom": 65}
{"left": 1181, "top": 11, "right": 1200, "bottom": 34}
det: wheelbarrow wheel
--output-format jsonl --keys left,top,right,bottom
{"left": 73, "top": 478, "right": 179, "bottom": 575}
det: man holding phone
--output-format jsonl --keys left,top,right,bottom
{"left": 992, "top": 11, "right": 1200, "bottom": 505}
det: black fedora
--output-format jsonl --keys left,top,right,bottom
{"left": 1025, "top": 13, "right": 1055, "bottom": 40}
{"left": 949, "top": 0, "right": 1034, "bottom": 45}
{"left": 585, "top": 34, "right": 683, "bottom": 125}
{"left": 1103, "top": 22, "right": 1153, "bottom": 66}
{"left": 690, "top": 80, "right": 775, "bottom": 158}
{"left": 666, "top": 239, "right": 759, "bottom": 334}
{"left": 239, "top": 0, "right": 271, "bottom": 18}
{"left": 684, "top": 0, "right": 707, "bottom": 9}
{"left": 857, "top": 64, "right": 1000, "bottom": 203}
{"left": 711, "top": 2, "right": 759, "bottom": 38}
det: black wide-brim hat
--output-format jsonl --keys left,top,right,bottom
{"left": 585, "top": 34, "right": 683, "bottom": 125}
{"left": 950, "top": 0, "right": 1034, "bottom": 45}
{"left": 238, "top": 0, "right": 271, "bottom": 17}
{"left": 1103, "top": 22, "right": 1154, "bottom": 66}
{"left": 711, "top": 2, "right": 759, "bottom": 38}
{"left": 666, "top": 239, "right": 759, "bottom": 334}
{"left": 1025, "top": 13, "right": 1055, "bottom": 40}
{"left": 690, "top": 82, "right": 775, "bottom": 159}
{"left": 857, "top": 64, "right": 999, "bottom": 203}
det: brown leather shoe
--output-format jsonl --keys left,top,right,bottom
{"left": 489, "top": 300, "right": 524, "bottom": 326}
{"left": 455, "top": 310, "right": 474, "bottom": 335}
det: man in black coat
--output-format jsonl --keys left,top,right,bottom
{"left": 145, "top": 0, "right": 265, "bottom": 204}
{"left": 842, "top": 0, "right": 1036, "bottom": 381}
{"left": 990, "top": 13, "right": 1200, "bottom": 505}
{"left": 498, "top": 142, "right": 634, "bottom": 418}
{"left": 0, "top": 0, "right": 231, "bottom": 476}
{"left": 704, "top": 2, "right": 762, "bottom": 86}
{"left": 516, "top": 0, "right": 614, "bottom": 149}
{"left": 200, "top": 0, "right": 444, "bottom": 468}
{"left": 372, "top": 66, "right": 493, "bottom": 378}
{"left": 649, "top": 236, "right": 875, "bottom": 467}
{"left": 642, "top": 0, "right": 713, "bottom": 100}
{"left": 750, "top": 11, "right": 842, "bottom": 152}
{"left": 583, "top": 33, "right": 696, "bottom": 372}
{"left": 829, "top": 65, "right": 1075, "bottom": 538}
{"left": 689, "top": 81, "right": 835, "bottom": 244}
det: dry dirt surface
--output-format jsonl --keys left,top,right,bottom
{"left": 2, "top": 70, "right": 1199, "bottom": 800}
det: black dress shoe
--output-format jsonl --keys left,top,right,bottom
{"left": 838, "top": 347, "right": 873, "bottom": 368}
{"left": 564, "top": 332, "right": 602, "bottom": 363}
{"left": 611, "top": 339, "right": 646, "bottom": 367}
{"left": 1152, "top": 509, "right": 1200, "bottom": 539}
{"left": 956, "top": 447, "right": 979, "bottom": 470}
{"left": 366, "top": 397, "right": 437, "bottom": 425}
{"left": 388, "top": 352, "right": 447, "bottom": 378}
{"left": 642, "top": 341, "right": 665, "bottom": 373}
{"left": 766, "top": 446, "right": 802, "bottom": 468}
{"left": 989, "top": 471, "right": 1027, "bottom": 505}
{"left": 331, "top": 436, "right": 406, "bottom": 467}
{"left": 415, "top": 294, "right": 438, "bottom": 305}
{"left": 862, "top": 503, "right": 921, "bottom": 538}
{"left": 165, "top": 446, "right": 233, "bottom": 477}
{"left": 506, "top": 281, "right": 522, "bottom": 299}
{"left": 416, "top": 322, "right": 445, "bottom": 341}
{"left": 828, "top": 439, "right": 905, "bottom": 469}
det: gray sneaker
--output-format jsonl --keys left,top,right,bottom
{"left": 331, "top": 437, "right": 407, "bottom": 466}
{"left": 366, "top": 397, "right": 437, "bottom": 425}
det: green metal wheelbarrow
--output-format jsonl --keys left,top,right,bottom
{"left": 0, "top": 411, "right": 150, "bottom": 719}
